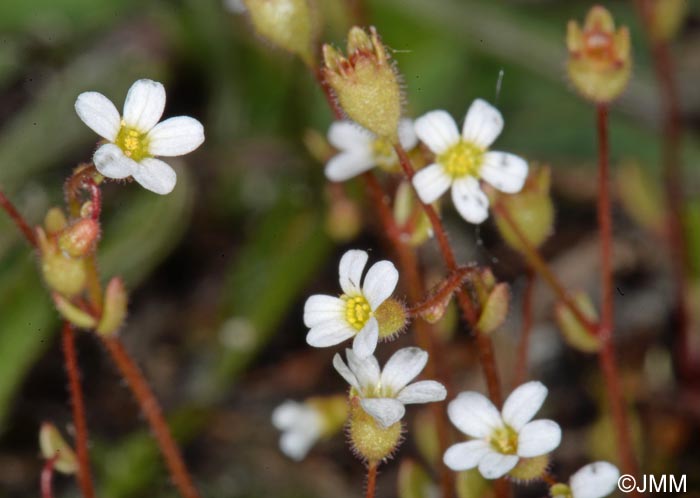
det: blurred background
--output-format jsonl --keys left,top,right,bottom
{"left": 1, "top": 0, "right": 699, "bottom": 497}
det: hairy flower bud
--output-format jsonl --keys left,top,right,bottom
{"left": 58, "top": 218, "right": 100, "bottom": 258}
{"left": 374, "top": 298, "right": 408, "bottom": 339}
{"left": 307, "top": 394, "right": 349, "bottom": 436}
{"left": 97, "top": 277, "right": 128, "bottom": 336}
{"left": 394, "top": 181, "right": 433, "bottom": 247}
{"left": 348, "top": 399, "right": 402, "bottom": 464}
{"left": 507, "top": 455, "right": 550, "bottom": 482}
{"left": 476, "top": 283, "right": 510, "bottom": 335}
{"left": 648, "top": 0, "right": 688, "bottom": 42}
{"left": 555, "top": 291, "right": 601, "bottom": 353}
{"left": 52, "top": 293, "right": 98, "bottom": 329}
{"left": 38, "top": 228, "right": 88, "bottom": 298}
{"left": 245, "top": 0, "right": 316, "bottom": 65}
{"left": 322, "top": 27, "right": 402, "bottom": 141}
{"left": 44, "top": 208, "right": 67, "bottom": 235}
{"left": 39, "top": 423, "right": 78, "bottom": 474}
{"left": 566, "top": 6, "right": 632, "bottom": 104}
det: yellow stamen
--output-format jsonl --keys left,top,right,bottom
{"left": 115, "top": 122, "right": 150, "bottom": 161}
{"left": 489, "top": 425, "right": 518, "bottom": 455}
{"left": 343, "top": 295, "right": 372, "bottom": 331}
{"left": 438, "top": 140, "right": 484, "bottom": 178}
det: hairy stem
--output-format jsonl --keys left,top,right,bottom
{"left": 100, "top": 336, "right": 201, "bottom": 498}
{"left": 515, "top": 270, "right": 535, "bottom": 385}
{"left": 596, "top": 104, "right": 638, "bottom": 478}
{"left": 365, "top": 463, "right": 378, "bottom": 498}
{"left": 0, "top": 190, "right": 37, "bottom": 247}
{"left": 41, "top": 455, "right": 58, "bottom": 498}
{"left": 61, "top": 323, "right": 95, "bottom": 498}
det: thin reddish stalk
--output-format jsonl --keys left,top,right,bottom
{"left": 0, "top": 190, "right": 37, "bottom": 247}
{"left": 100, "top": 336, "right": 201, "bottom": 498}
{"left": 365, "top": 463, "right": 378, "bottom": 498}
{"left": 515, "top": 271, "right": 535, "bottom": 385}
{"left": 596, "top": 104, "right": 638, "bottom": 478}
{"left": 492, "top": 202, "right": 598, "bottom": 335}
{"left": 634, "top": 0, "right": 693, "bottom": 379}
{"left": 41, "top": 455, "right": 58, "bottom": 498}
{"left": 61, "top": 323, "right": 95, "bottom": 498}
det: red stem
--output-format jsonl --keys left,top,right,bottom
{"left": 596, "top": 104, "right": 638, "bottom": 478}
{"left": 515, "top": 270, "right": 535, "bottom": 385}
{"left": 41, "top": 455, "right": 58, "bottom": 498}
{"left": 61, "top": 323, "right": 95, "bottom": 498}
{"left": 365, "top": 463, "right": 378, "bottom": 498}
{"left": 99, "top": 335, "right": 201, "bottom": 498}
{"left": 0, "top": 190, "right": 37, "bottom": 247}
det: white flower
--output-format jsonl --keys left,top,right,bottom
{"left": 552, "top": 462, "right": 620, "bottom": 498}
{"left": 411, "top": 99, "right": 528, "bottom": 224}
{"left": 443, "top": 381, "right": 561, "bottom": 479}
{"left": 333, "top": 347, "right": 446, "bottom": 428}
{"left": 75, "top": 79, "right": 205, "bottom": 195}
{"left": 271, "top": 400, "right": 324, "bottom": 461}
{"left": 325, "top": 119, "right": 418, "bottom": 182}
{"left": 304, "top": 249, "right": 399, "bottom": 358}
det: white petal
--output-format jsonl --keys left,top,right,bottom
{"left": 398, "top": 118, "right": 418, "bottom": 150}
{"left": 477, "top": 451, "right": 519, "bottom": 479}
{"left": 501, "top": 381, "right": 548, "bottom": 431}
{"left": 74, "top": 92, "right": 121, "bottom": 141}
{"left": 338, "top": 249, "right": 368, "bottom": 295}
{"left": 333, "top": 353, "right": 360, "bottom": 391}
{"left": 131, "top": 157, "right": 177, "bottom": 195}
{"left": 570, "top": 462, "right": 620, "bottom": 498}
{"left": 397, "top": 380, "right": 447, "bottom": 404}
{"left": 362, "top": 260, "right": 399, "bottom": 310}
{"left": 147, "top": 116, "right": 204, "bottom": 157}
{"left": 351, "top": 318, "right": 379, "bottom": 359}
{"left": 451, "top": 176, "right": 489, "bottom": 224}
{"left": 279, "top": 431, "right": 315, "bottom": 461}
{"left": 517, "top": 419, "right": 562, "bottom": 457}
{"left": 360, "top": 398, "right": 405, "bottom": 428}
{"left": 325, "top": 151, "right": 376, "bottom": 182}
{"left": 307, "top": 320, "right": 356, "bottom": 348}
{"left": 122, "top": 79, "right": 166, "bottom": 132}
{"left": 447, "top": 392, "right": 502, "bottom": 438}
{"left": 414, "top": 110, "right": 460, "bottom": 154}
{"left": 443, "top": 440, "right": 491, "bottom": 471}
{"left": 93, "top": 143, "right": 137, "bottom": 179}
{"left": 346, "top": 347, "right": 381, "bottom": 389}
{"left": 303, "top": 295, "right": 345, "bottom": 328}
{"left": 461, "top": 99, "right": 504, "bottom": 148}
{"left": 271, "top": 400, "right": 305, "bottom": 430}
{"left": 480, "top": 152, "right": 528, "bottom": 194}
{"left": 412, "top": 163, "right": 452, "bottom": 204}
{"left": 381, "top": 347, "right": 428, "bottom": 393}
{"left": 328, "top": 120, "right": 373, "bottom": 151}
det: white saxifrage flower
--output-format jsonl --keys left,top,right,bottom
{"left": 552, "top": 462, "right": 620, "bottom": 498}
{"left": 333, "top": 347, "right": 446, "bottom": 428}
{"left": 75, "top": 79, "right": 205, "bottom": 195}
{"left": 412, "top": 99, "right": 528, "bottom": 223}
{"left": 271, "top": 400, "right": 324, "bottom": 461}
{"left": 304, "top": 249, "right": 398, "bottom": 358}
{"left": 325, "top": 119, "right": 417, "bottom": 182}
{"left": 443, "top": 381, "right": 561, "bottom": 479}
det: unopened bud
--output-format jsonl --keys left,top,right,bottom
{"left": 39, "top": 423, "right": 78, "bottom": 474}
{"left": 476, "top": 283, "right": 510, "bottom": 335}
{"left": 494, "top": 167, "right": 554, "bottom": 253}
{"left": 550, "top": 483, "right": 572, "bottom": 498}
{"left": 648, "top": 0, "right": 688, "bottom": 42}
{"left": 616, "top": 160, "right": 664, "bottom": 234}
{"left": 374, "top": 298, "right": 408, "bottom": 339}
{"left": 58, "top": 218, "right": 100, "bottom": 258}
{"left": 555, "top": 291, "right": 601, "bottom": 353}
{"left": 507, "top": 455, "right": 550, "bottom": 482}
{"left": 394, "top": 181, "right": 433, "bottom": 247}
{"left": 245, "top": 0, "right": 316, "bottom": 65}
{"left": 566, "top": 6, "right": 632, "bottom": 104}
{"left": 38, "top": 228, "right": 88, "bottom": 298}
{"left": 307, "top": 394, "right": 349, "bottom": 437}
{"left": 325, "top": 194, "right": 362, "bottom": 242}
{"left": 97, "top": 277, "right": 128, "bottom": 336}
{"left": 348, "top": 399, "right": 402, "bottom": 464}
{"left": 323, "top": 27, "right": 402, "bottom": 141}
{"left": 52, "top": 293, "right": 98, "bottom": 329}
{"left": 44, "top": 208, "right": 67, "bottom": 235}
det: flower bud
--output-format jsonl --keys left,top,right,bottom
{"left": 616, "top": 160, "right": 664, "bottom": 234}
{"left": 52, "top": 293, "right": 98, "bottom": 329}
{"left": 394, "top": 181, "right": 433, "bottom": 247}
{"left": 348, "top": 398, "right": 402, "bottom": 464}
{"left": 307, "top": 394, "right": 349, "bottom": 436}
{"left": 374, "top": 298, "right": 408, "bottom": 340}
{"left": 555, "top": 291, "right": 601, "bottom": 353}
{"left": 476, "top": 282, "right": 510, "bottom": 335}
{"left": 494, "top": 167, "right": 554, "bottom": 253}
{"left": 566, "top": 6, "right": 632, "bottom": 104}
{"left": 398, "top": 459, "right": 437, "bottom": 498}
{"left": 322, "top": 27, "right": 402, "bottom": 141}
{"left": 97, "top": 277, "right": 128, "bottom": 336}
{"left": 58, "top": 218, "right": 100, "bottom": 258}
{"left": 550, "top": 483, "right": 572, "bottom": 498}
{"left": 325, "top": 193, "right": 362, "bottom": 242}
{"left": 38, "top": 228, "right": 88, "bottom": 298}
{"left": 44, "top": 208, "right": 67, "bottom": 235}
{"left": 39, "top": 422, "right": 78, "bottom": 474}
{"left": 648, "top": 0, "right": 688, "bottom": 42}
{"left": 507, "top": 455, "right": 550, "bottom": 482}
{"left": 245, "top": 0, "right": 316, "bottom": 65}
{"left": 456, "top": 469, "right": 490, "bottom": 498}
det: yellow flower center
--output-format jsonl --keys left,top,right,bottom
{"left": 372, "top": 138, "right": 399, "bottom": 171}
{"left": 343, "top": 295, "right": 372, "bottom": 331}
{"left": 116, "top": 122, "right": 150, "bottom": 161}
{"left": 489, "top": 425, "right": 518, "bottom": 455}
{"left": 438, "top": 140, "right": 484, "bottom": 178}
